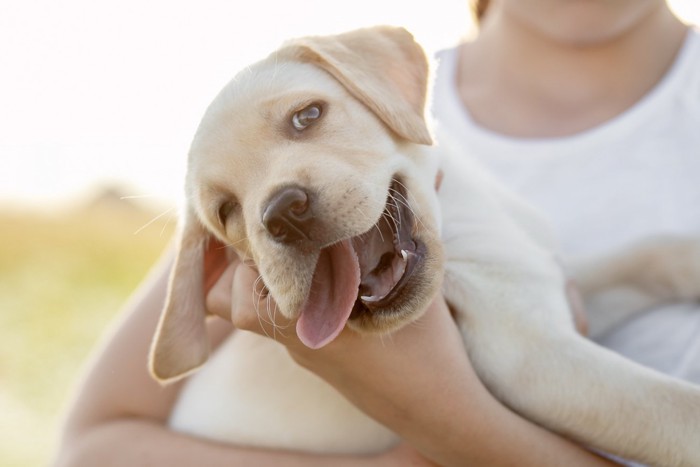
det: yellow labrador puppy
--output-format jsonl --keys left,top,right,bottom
{"left": 149, "top": 27, "right": 700, "bottom": 465}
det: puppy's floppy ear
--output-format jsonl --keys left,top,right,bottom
{"left": 278, "top": 26, "right": 433, "bottom": 145}
{"left": 149, "top": 208, "right": 210, "bottom": 383}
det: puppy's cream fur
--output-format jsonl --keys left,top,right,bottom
{"left": 150, "top": 27, "right": 700, "bottom": 465}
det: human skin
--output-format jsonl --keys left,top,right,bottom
{"left": 458, "top": 0, "right": 687, "bottom": 138}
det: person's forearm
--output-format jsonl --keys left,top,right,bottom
{"left": 54, "top": 418, "right": 398, "bottom": 467}
{"left": 290, "top": 305, "right": 617, "bottom": 467}
{"left": 327, "top": 354, "right": 617, "bottom": 467}
{"left": 215, "top": 260, "right": 617, "bottom": 466}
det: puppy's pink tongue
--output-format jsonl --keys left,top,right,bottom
{"left": 296, "top": 240, "right": 360, "bottom": 349}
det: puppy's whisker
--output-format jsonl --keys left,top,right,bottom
{"left": 374, "top": 221, "right": 386, "bottom": 243}
{"left": 354, "top": 205, "right": 372, "bottom": 224}
{"left": 159, "top": 210, "right": 177, "bottom": 237}
{"left": 356, "top": 207, "right": 386, "bottom": 243}
{"left": 250, "top": 275, "right": 291, "bottom": 341}
{"left": 392, "top": 184, "right": 424, "bottom": 224}
{"left": 133, "top": 207, "right": 176, "bottom": 235}
{"left": 272, "top": 308, "right": 292, "bottom": 334}
{"left": 390, "top": 195, "right": 403, "bottom": 227}
{"left": 389, "top": 186, "right": 415, "bottom": 216}
{"left": 221, "top": 236, "right": 250, "bottom": 249}
{"left": 270, "top": 302, "right": 292, "bottom": 336}
{"left": 266, "top": 297, "right": 277, "bottom": 341}
{"left": 120, "top": 193, "right": 162, "bottom": 200}
{"left": 412, "top": 209, "right": 430, "bottom": 233}
{"left": 251, "top": 275, "right": 278, "bottom": 339}
{"left": 387, "top": 194, "right": 401, "bottom": 226}
{"left": 392, "top": 180, "right": 412, "bottom": 199}
{"left": 384, "top": 196, "right": 402, "bottom": 233}
{"left": 389, "top": 182, "right": 417, "bottom": 211}
{"left": 250, "top": 288, "right": 271, "bottom": 340}
{"left": 383, "top": 210, "right": 401, "bottom": 237}
{"left": 387, "top": 192, "right": 405, "bottom": 212}
{"left": 270, "top": 300, "right": 279, "bottom": 341}
{"left": 264, "top": 293, "right": 286, "bottom": 340}
{"left": 389, "top": 186, "right": 429, "bottom": 232}
{"left": 349, "top": 203, "right": 385, "bottom": 245}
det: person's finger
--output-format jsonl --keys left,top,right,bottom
{"left": 205, "top": 262, "right": 236, "bottom": 320}
{"left": 230, "top": 261, "right": 293, "bottom": 340}
{"left": 203, "top": 237, "right": 236, "bottom": 293}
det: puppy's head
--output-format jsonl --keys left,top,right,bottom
{"left": 150, "top": 26, "right": 444, "bottom": 382}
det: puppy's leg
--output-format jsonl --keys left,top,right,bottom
{"left": 460, "top": 319, "right": 700, "bottom": 467}
{"left": 569, "top": 237, "right": 700, "bottom": 338}
{"left": 444, "top": 255, "right": 700, "bottom": 467}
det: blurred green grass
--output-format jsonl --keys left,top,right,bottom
{"left": 0, "top": 194, "right": 175, "bottom": 466}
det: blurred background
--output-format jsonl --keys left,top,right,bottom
{"left": 1, "top": 1, "right": 698, "bottom": 465}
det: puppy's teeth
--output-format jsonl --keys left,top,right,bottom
{"left": 361, "top": 295, "right": 381, "bottom": 302}
{"left": 401, "top": 249, "right": 419, "bottom": 260}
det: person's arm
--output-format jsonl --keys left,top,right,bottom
{"left": 208, "top": 257, "right": 618, "bottom": 467}
{"left": 52, "top": 252, "right": 434, "bottom": 467}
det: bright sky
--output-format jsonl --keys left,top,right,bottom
{"left": 1, "top": 1, "right": 698, "bottom": 209}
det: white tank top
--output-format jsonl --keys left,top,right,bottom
{"left": 431, "top": 29, "right": 700, "bottom": 384}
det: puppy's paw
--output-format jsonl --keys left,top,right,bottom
{"left": 638, "top": 236, "right": 700, "bottom": 302}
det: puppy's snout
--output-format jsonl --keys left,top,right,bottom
{"left": 262, "top": 186, "right": 314, "bottom": 244}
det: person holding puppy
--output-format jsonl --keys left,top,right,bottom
{"left": 54, "top": 0, "right": 698, "bottom": 465}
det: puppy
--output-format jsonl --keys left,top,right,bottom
{"left": 149, "top": 26, "right": 700, "bottom": 465}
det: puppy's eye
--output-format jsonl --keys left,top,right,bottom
{"left": 291, "top": 103, "right": 322, "bottom": 131}
{"left": 217, "top": 201, "right": 238, "bottom": 226}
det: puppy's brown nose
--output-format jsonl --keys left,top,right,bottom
{"left": 262, "top": 186, "right": 314, "bottom": 243}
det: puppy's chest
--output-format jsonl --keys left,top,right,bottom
{"left": 169, "top": 330, "right": 398, "bottom": 455}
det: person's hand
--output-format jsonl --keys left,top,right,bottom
{"left": 203, "top": 244, "right": 616, "bottom": 467}
{"left": 205, "top": 241, "right": 463, "bottom": 371}
{"left": 204, "top": 243, "right": 474, "bottom": 464}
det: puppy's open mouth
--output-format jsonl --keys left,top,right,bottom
{"left": 296, "top": 179, "right": 425, "bottom": 349}
{"left": 351, "top": 180, "right": 424, "bottom": 314}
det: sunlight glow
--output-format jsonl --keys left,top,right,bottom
{"left": 1, "top": 0, "right": 698, "bottom": 208}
